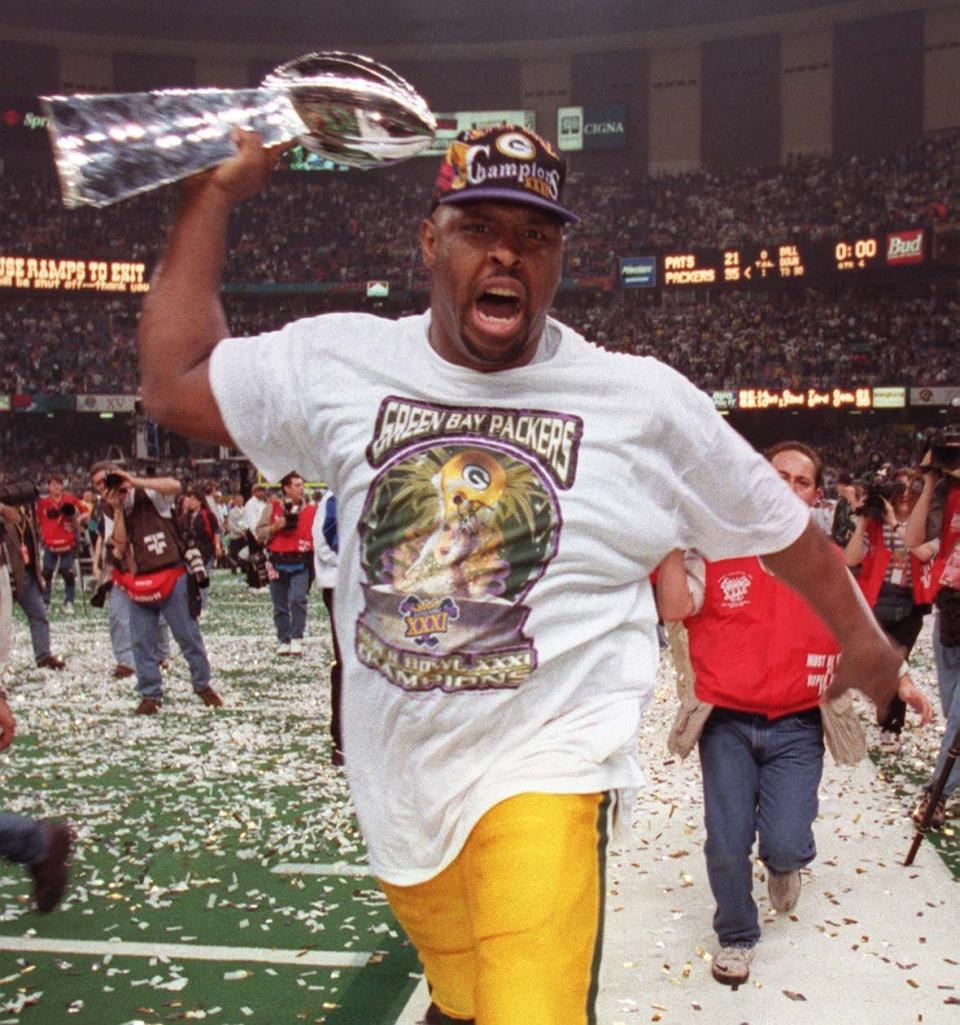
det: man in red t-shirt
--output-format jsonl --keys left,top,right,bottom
{"left": 36, "top": 475, "right": 86, "bottom": 614}
{"left": 657, "top": 441, "right": 931, "bottom": 987}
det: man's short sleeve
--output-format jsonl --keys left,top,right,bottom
{"left": 209, "top": 320, "right": 326, "bottom": 483}
{"left": 659, "top": 367, "right": 810, "bottom": 560}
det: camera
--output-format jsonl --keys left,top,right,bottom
{"left": 0, "top": 482, "right": 39, "bottom": 506}
{"left": 45, "top": 501, "right": 77, "bottom": 520}
{"left": 283, "top": 500, "right": 300, "bottom": 530}
{"left": 183, "top": 544, "right": 210, "bottom": 588}
{"left": 104, "top": 473, "right": 124, "bottom": 490}
{"left": 89, "top": 580, "right": 113, "bottom": 608}
{"left": 856, "top": 477, "right": 906, "bottom": 521}
{"left": 918, "top": 426, "right": 960, "bottom": 475}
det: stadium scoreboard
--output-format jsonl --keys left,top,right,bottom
{"left": 624, "top": 228, "right": 927, "bottom": 289}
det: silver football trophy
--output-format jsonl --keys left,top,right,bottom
{"left": 40, "top": 52, "right": 437, "bottom": 208}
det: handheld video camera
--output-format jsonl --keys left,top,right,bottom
{"left": 0, "top": 482, "right": 39, "bottom": 507}
{"left": 282, "top": 499, "right": 300, "bottom": 530}
{"left": 856, "top": 477, "right": 906, "bottom": 522}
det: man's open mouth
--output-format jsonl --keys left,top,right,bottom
{"left": 471, "top": 283, "right": 525, "bottom": 336}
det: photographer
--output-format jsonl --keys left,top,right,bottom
{"left": 844, "top": 469, "right": 937, "bottom": 753}
{"left": 101, "top": 468, "right": 222, "bottom": 714}
{"left": 256, "top": 471, "right": 315, "bottom": 657}
{"left": 36, "top": 475, "right": 86, "bottom": 615}
{"left": 903, "top": 426, "right": 960, "bottom": 827}
{"left": 0, "top": 486, "right": 65, "bottom": 671}
{"left": 179, "top": 487, "right": 220, "bottom": 611}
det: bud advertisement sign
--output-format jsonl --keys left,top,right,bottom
{"left": 558, "top": 104, "right": 626, "bottom": 151}
{"left": 885, "top": 229, "right": 925, "bottom": 265}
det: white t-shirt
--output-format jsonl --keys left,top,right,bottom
{"left": 210, "top": 311, "right": 809, "bottom": 885}
{"left": 242, "top": 495, "right": 267, "bottom": 534}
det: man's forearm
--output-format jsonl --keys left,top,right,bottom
{"left": 763, "top": 520, "right": 879, "bottom": 647}
{"left": 137, "top": 185, "right": 231, "bottom": 419}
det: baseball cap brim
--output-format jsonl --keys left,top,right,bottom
{"left": 436, "top": 187, "right": 579, "bottom": 225}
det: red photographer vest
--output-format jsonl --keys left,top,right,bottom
{"left": 266, "top": 500, "right": 316, "bottom": 557}
{"left": 856, "top": 519, "right": 934, "bottom": 607}
{"left": 684, "top": 555, "right": 840, "bottom": 718}
{"left": 37, "top": 493, "right": 82, "bottom": 552}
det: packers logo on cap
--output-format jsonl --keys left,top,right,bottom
{"left": 432, "top": 123, "right": 579, "bottom": 225}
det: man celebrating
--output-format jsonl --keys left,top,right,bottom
{"left": 137, "top": 124, "right": 908, "bottom": 1024}
{"left": 256, "top": 471, "right": 315, "bottom": 656}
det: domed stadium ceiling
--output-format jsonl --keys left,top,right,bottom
{"left": 0, "top": 0, "right": 872, "bottom": 47}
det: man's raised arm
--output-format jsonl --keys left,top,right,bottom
{"left": 136, "top": 130, "right": 279, "bottom": 444}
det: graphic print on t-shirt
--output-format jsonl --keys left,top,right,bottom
{"left": 357, "top": 396, "right": 583, "bottom": 693}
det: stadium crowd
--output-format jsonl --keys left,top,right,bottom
{"left": 1, "top": 128, "right": 956, "bottom": 281}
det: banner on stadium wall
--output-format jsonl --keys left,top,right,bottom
{"left": 13, "top": 394, "right": 75, "bottom": 414}
{"left": 911, "top": 386, "right": 960, "bottom": 407}
{"left": 76, "top": 394, "right": 138, "bottom": 413}
{"left": 0, "top": 255, "right": 149, "bottom": 294}
{"left": 619, "top": 257, "right": 657, "bottom": 288}
{"left": 558, "top": 104, "right": 626, "bottom": 151}
{"left": 872, "top": 387, "right": 906, "bottom": 409}
{"left": 426, "top": 110, "right": 537, "bottom": 156}
{"left": 0, "top": 100, "right": 50, "bottom": 145}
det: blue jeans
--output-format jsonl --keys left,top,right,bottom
{"left": 928, "top": 612, "right": 960, "bottom": 799}
{"left": 269, "top": 566, "right": 311, "bottom": 643}
{"left": 0, "top": 812, "right": 46, "bottom": 865}
{"left": 698, "top": 707, "right": 825, "bottom": 947}
{"left": 42, "top": 549, "right": 76, "bottom": 607}
{"left": 14, "top": 573, "right": 51, "bottom": 662}
{"left": 108, "top": 585, "right": 170, "bottom": 668}
{"left": 128, "top": 574, "right": 211, "bottom": 699}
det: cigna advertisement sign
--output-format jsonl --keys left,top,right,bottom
{"left": 557, "top": 104, "right": 626, "bottom": 151}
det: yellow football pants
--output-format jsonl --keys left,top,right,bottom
{"left": 380, "top": 791, "right": 610, "bottom": 1025}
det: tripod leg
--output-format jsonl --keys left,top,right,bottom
{"left": 903, "top": 724, "right": 960, "bottom": 866}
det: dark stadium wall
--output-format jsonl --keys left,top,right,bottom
{"left": 112, "top": 51, "right": 198, "bottom": 91}
{"left": 389, "top": 57, "right": 523, "bottom": 114}
{"left": 569, "top": 50, "right": 649, "bottom": 172}
{"left": 700, "top": 33, "right": 781, "bottom": 172}
{"left": 833, "top": 11, "right": 923, "bottom": 156}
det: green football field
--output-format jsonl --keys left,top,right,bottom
{"left": 0, "top": 574, "right": 421, "bottom": 1025}
{"left": 2, "top": 572, "right": 957, "bottom": 1024}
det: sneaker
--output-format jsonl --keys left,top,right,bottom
{"left": 711, "top": 945, "right": 754, "bottom": 986}
{"left": 112, "top": 664, "right": 135, "bottom": 679}
{"left": 879, "top": 729, "right": 901, "bottom": 754}
{"left": 134, "top": 697, "right": 161, "bottom": 715}
{"left": 767, "top": 868, "right": 801, "bottom": 912}
{"left": 276, "top": 642, "right": 291, "bottom": 657}
{"left": 198, "top": 687, "right": 223, "bottom": 708}
{"left": 37, "top": 655, "right": 66, "bottom": 671}
{"left": 29, "top": 821, "right": 73, "bottom": 913}
{"left": 911, "top": 792, "right": 947, "bottom": 830}
{"left": 289, "top": 638, "right": 303, "bottom": 657}
{"left": 63, "top": 604, "right": 76, "bottom": 616}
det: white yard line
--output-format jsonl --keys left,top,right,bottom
{"left": 271, "top": 862, "right": 372, "bottom": 878}
{"left": 0, "top": 936, "right": 370, "bottom": 968}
